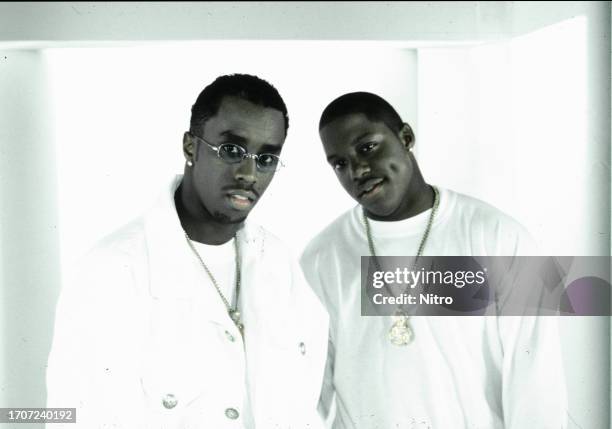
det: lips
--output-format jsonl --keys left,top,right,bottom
{"left": 226, "top": 189, "right": 257, "bottom": 211}
{"left": 357, "top": 177, "right": 385, "bottom": 199}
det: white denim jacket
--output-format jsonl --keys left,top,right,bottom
{"left": 47, "top": 176, "right": 329, "bottom": 429}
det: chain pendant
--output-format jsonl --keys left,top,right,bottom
{"left": 388, "top": 313, "right": 413, "bottom": 346}
{"left": 185, "top": 232, "right": 244, "bottom": 336}
{"left": 365, "top": 186, "right": 439, "bottom": 347}
{"left": 229, "top": 309, "right": 244, "bottom": 334}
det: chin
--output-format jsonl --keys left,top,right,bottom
{"left": 212, "top": 210, "right": 249, "bottom": 225}
{"left": 363, "top": 202, "right": 397, "bottom": 219}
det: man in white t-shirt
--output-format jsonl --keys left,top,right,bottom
{"left": 46, "top": 74, "right": 328, "bottom": 429}
{"left": 300, "top": 92, "right": 567, "bottom": 428}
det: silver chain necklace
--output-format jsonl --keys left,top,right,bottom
{"left": 185, "top": 232, "right": 243, "bottom": 335}
{"left": 363, "top": 186, "right": 440, "bottom": 346}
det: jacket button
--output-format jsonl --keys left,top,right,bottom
{"left": 225, "top": 330, "right": 235, "bottom": 342}
{"left": 162, "top": 393, "right": 178, "bottom": 409}
{"left": 225, "top": 408, "right": 239, "bottom": 419}
{"left": 299, "top": 341, "right": 306, "bottom": 355}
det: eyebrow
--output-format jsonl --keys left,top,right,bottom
{"left": 219, "top": 130, "right": 282, "bottom": 154}
{"left": 219, "top": 131, "right": 247, "bottom": 144}
{"left": 259, "top": 144, "right": 282, "bottom": 154}
{"left": 352, "top": 132, "right": 380, "bottom": 146}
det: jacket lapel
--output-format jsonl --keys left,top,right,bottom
{"left": 143, "top": 176, "right": 228, "bottom": 325}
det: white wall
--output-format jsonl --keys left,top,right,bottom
{"left": 418, "top": 15, "right": 607, "bottom": 256}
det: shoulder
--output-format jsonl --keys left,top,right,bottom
{"left": 447, "top": 190, "right": 511, "bottom": 223}
{"left": 450, "top": 189, "right": 529, "bottom": 234}
{"left": 242, "top": 222, "right": 291, "bottom": 260}
{"left": 299, "top": 208, "right": 358, "bottom": 309}
{"left": 443, "top": 188, "right": 537, "bottom": 255}
{"left": 241, "top": 222, "right": 303, "bottom": 280}
{"left": 82, "top": 217, "right": 147, "bottom": 266}
{"left": 245, "top": 222, "right": 329, "bottom": 320}
{"left": 68, "top": 217, "right": 147, "bottom": 297}
{"left": 300, "top": 207, "right": 357, "bottom": 268}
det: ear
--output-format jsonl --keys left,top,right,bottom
{"left": 399, "top": 123, "right": 415, "bottom": 151}
{"left": 183, "top": 132, "right": 197, "bottom": 162}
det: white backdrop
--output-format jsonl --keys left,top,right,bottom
{"left": 419, "top": 16, "right": 609, "bottom": 257}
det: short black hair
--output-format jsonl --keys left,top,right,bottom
{"left": 190, "top": 74, "right": 289, "bottom": 135}
{"left": 319, "top": 92, "right": 404, "bottom": 134}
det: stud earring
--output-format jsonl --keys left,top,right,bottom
{"left": 187, "top": 160, "right": 193, "bottom": 167}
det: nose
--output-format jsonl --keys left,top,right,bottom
{"left": 351, "top": 160, "right": 371, "bottom": 181}
{"left": 234, "top": 156, "right": 257, "bottom": 185}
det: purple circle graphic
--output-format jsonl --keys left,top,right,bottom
{"left": 560, "top": 276, "right": 611, "bottom": 315}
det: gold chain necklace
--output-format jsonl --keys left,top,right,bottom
{"left": 185, "top": 233, "right": 243, "bottom": 335}
{"left": 363, "top": 186, "right": 440, "bottom": 346}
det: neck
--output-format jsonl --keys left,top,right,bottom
{"left": 398, "top": 180, "right": 435, "bottom": 220}
{"left": 174, "top": 179, "right": 242, "bottom": 245}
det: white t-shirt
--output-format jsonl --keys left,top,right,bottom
{"left": 190, "top": 238, "right": 238, "bottom": 309}
{"left": 300, "top": 187, "right": 567, "bottom": 429}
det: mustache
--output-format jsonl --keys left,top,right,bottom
{"left": 356, "top": 175, "right": 383, "bottom": 187}
{"left": 356, "top": 176, "right": 374, "bottom": 187}
{"left": 222, "top": 184, "right": 260, "bottom": 198}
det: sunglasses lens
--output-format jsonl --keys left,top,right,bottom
{"left": 218, "top": 144, "right": 245, "bottom": 163}
{"left": 257, "top": 154, "right": 280, "bottom": 172}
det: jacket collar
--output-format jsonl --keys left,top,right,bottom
{"left": 143, "top": 177, "right": 244, "bottom": 306}
{"left": 142, "top": 175, "right": 284, "bottom": 330}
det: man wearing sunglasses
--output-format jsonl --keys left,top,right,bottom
{"left": 47, "top": 74, "right": 328, "bottom": 428}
